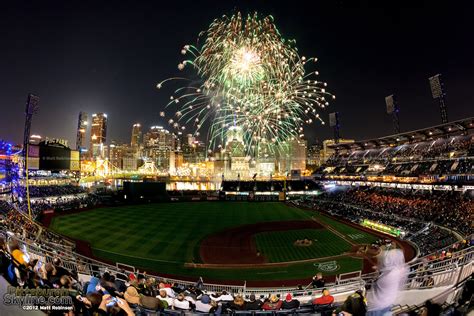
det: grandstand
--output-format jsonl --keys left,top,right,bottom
{"left": 317, "top": 117, "right": 473, "bottom": 184}
{"left": 0, "top": 120, "right": 473, "bottom": 315}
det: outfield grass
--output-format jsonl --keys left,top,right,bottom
{"left": 49, "top": 202, "right": 374, "bottom": 282}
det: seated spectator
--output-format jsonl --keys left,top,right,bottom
{"left": 52, "top": 257, "right": 71, "bottom": 279}
{"left": 124, "top": 285, "right": 140, "bottom": 305}
{"left": 312, "top": 272, "right": 326, "bottom": 288}
{"left": 9, "top": 240, "right": 28, "bottom": 267}
{"left": 210, "top": 300, "right": 221, "bottom": 314}
{"left": 262, "top": 294, "right": 282, "bottom": 310}
{"left": 157, "top": 289, "right": 173, "bottom": 308}
{"left": 245, "top": 294, "right": 263, "bottom": 310}
{"left": 282, "top": 293, "right": 300, "bottom": 309}
{"left": 159, "top": 281, "right": 176, "bottom": 298}
{"left": 140, "top": 295, "right": 164, "bottom": 311}
{"left": 86, "top": 276, "right": 108, "bottom": 295}
{"left": 312, "top": 288, "right": 334, "bottom": 305}
{"left": 211, "top": 290, "right": 234, "bottom": 302}
{"left": 185, "top": 284, "right": 203, "bottom": 299}
{"left": 76, "top": 292, "right": 103, "bottom": 314}
{"left": 195, "top": 294, "right": 213, "bottom": 313}
{"left": 0, "top": 236, "right": 9, "bottom": 278}
{"left": 335, "top": 290, "right": 367, "bottom": 316}
{"left": 419, "top": 300, "right": 442, "bottom": 316}
{"left": 173, "top": 293, "right": 191, "bottom": 310}
{"left": 59, "top": 274, "right": 74, "bottom": 289}
{"left": 228, "top": 295, "right": 246, "bottom": 311}
{"left": 114, "top": 273, "right": 127, "bottom": 294}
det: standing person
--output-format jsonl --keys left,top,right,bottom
{"left": 312, "top": 273, "right": 325, "bottom": 288}
{"left": 367, "top": 249, "right": 408, "bottom": 316}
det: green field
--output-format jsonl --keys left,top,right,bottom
{"left": 49, "top": 202, "right": 378, "bottom": 283}
{"left": 255, "top": 229, "right": 352, "bottom": 262}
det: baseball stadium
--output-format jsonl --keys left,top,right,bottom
{"left": 0, "top": 5, "right": 473, "bottom": 316}
{"left": 1, "top": 118, "right": 473, "bottom": 315}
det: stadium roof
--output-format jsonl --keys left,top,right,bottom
{"left": 330, "top": 117, "right": 474, "bottom": 150}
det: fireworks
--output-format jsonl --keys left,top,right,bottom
{"left": 157, "top": 12, "right": 334, "bottom": 154}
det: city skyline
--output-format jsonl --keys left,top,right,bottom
{"left": 1, "top": 1, "right": 473, "bottom": 146}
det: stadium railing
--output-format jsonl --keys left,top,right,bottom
{"left": 2, "top": 201, "right": 473, "bottom": 307}
{"left": 3, "top": 228, "right": 472, "bottom": 303}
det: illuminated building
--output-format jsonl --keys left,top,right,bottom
{"left": 307, "top": 143, "right": 322, "bottom": 166}
{"left": 90, "top": 113, "right": 108, "bottom": 158}
{"left": 29, "top": 134, "right": 42, "bottom": 145}
{"left": 122, "top": 155, "right": 138, "bottom": 171}
{"left": 275, "top": 138, "right": 307, "bottom": 175}
{"left": 131, "top": 123, "right": 142, "bottom": 147}
{"left": 109, "top": 142, "right": 125, "bottom": 169}
{"left": 76, "top": 111, "right": 88, "bottom": 152}
{"left": 289, "top": 138, "right": 307, "bottom": 171}
{"left": 225, "top": 126, "right": 249, "bottom": 178}
{"left": 143, "top": 126, "right": 175, "bottom": 170}
{"left": 256, "top": 141, "right": 275, "bottom": 177}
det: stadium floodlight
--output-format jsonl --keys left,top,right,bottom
{"left": 23, "top": 94, "right": 40, "bottom": 156}
{"left": 385, "top": 95, "right": 395, "bottom": 114}
{"left": 329, "top": 112, "right": 340, "bottom": 144}
{"left": 428, "top": 74, "right": 448, "bottom": 124}
{"left": 429, "top": 74, "right": 443, "bottom": 99}
{"left": 385, "top": 94, "right": 400, "bottom": 134}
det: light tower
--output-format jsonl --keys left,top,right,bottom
{"left": 385, "top": 94, "right": 400, "bottom": 134}
{"left": 23, "top": 94, "right": 40, "bottom": 157}
{"left": 329, "top": 112, "right": 340, "bottom": 144}
{"left": 429, "top": 74, "right": 448, "bottom": 124}
{"left": 22, "top": 94, "right": 40, "bottom": 220}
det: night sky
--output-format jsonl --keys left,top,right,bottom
{"left": 1, "top": 1, "right": 473, "bottom": 146}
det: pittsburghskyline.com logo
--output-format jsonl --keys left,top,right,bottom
{"left": 3, "top": 286, "right": 73, "bottom": 311}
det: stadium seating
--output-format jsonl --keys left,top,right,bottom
{"left": 318, "top": 134, "right": 473, "bottom": 182}
{"left": 12, "top": 184, "right": 98, "bottom": 218}
{"left": 0, "top": 195, "right": 473, "bottom": 315}
{"left": 311, "top": 187, "right": 472, "bottom": 237}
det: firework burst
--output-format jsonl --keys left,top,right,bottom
{"left": 157, "top": 12, "right": 334, "bottom": 154}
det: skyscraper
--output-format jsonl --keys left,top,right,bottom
{"left": 90, "top": 113, "right": 107, "bottom": 158}
{"left": 131, "top": 123, "right": 142, "bottom": 147}
{"left": 143, "top": 126, "right": 175, "bottom": 170}
{"left": 76, "top": 111, "right": 88, "bottom": 152}
{"left": 306, "top": 142, "right": 322, "bottom": 166}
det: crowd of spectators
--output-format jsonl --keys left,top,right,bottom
{"left": 0, "top": 190, "right": 472, "bottom": 315}
{"left": 15, "top": 185, "right": 87, "bottom": 198}
{"left": 316, "top": 188, "right": 473, "bottom": 237}
{"left": 0, "top": 232, "right": 370, "bottom": 315}
{"left": 298, "top": 186, "right": 473, "bottom": 257}
{"left": 0, "top": 198, "right": 367, "bottom": 315}
{"left": 18, "top": 194, "right": 99, "bottom": 218}
{"left": 11, "top": 184, "right": 98, "bottom": 219}
{"left": 1, "top": 200, "right": 76, "bottom": 253}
